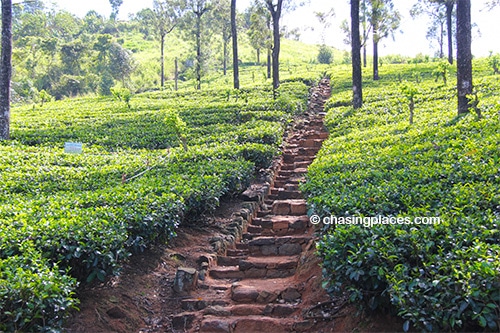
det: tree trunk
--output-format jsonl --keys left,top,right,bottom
{"left": 195, "top": 13, "right": 202, "bottom": 90}
{"left": 456, "top": 0, "right": 472, "bottom": 115}
{"left": 268, "top": 0, "right": 283, "bottom": 92}
{"left": 446, "top": 1, "right": 454, "bottom": 64}
{"left": 174, "top": 57, "right": 178, "bottom": 91}
{"left": 256, "top": 48, "right": 260, "bottom": 64}
{"left": 373, "top": 38, "right": 379, "bottom": 81}
{"left": 267, "top": 49, "right": 271, "bottom": 79}
{"left": 223, "top": 37, "right": 227, "bottom": 76}
{"left": 0, "top": 0, "right": 12, "bottom": 140}
{"left": 363, "top": 44, "right": 367, "bottom": 68}
{"left": 351, "top": 0, "right": 363, "bottom": 109}
{"left": 160, "top": 33, "right": 165, "bottom": 88}
{"left": 439, "top": 21, "right": 445, "bottom": 58}
{"left": 231, "top": 0, "right": 239, "bottom": 89}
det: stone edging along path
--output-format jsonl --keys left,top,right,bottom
{"left": 171, "top": 79, "right": 334, "bottom": 332}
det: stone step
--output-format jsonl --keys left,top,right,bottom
{"left": 235, "top": 243, "right": 248, "bottom": 250}
{"left": 226, "top": 249, "right": 248, "bottom": 257}
{"left": 202, "top": 303, "right": 298, "bottom": 318}
{"left": 181, "top": 298, "right": 230, "bottom": 311}
{"left": 271, "top": 199, "right": 307, "bottom": 216}
{"left": 288, "top": 138, "right": 324, "bottom": 148}
{"left": 200, "top": 315, "right": 308, "bottom": 333}
{"left": 218, "top": 256, "right": 248, "bottom": 266}
{"left": 231, "top": 278, "right": 303, "bottom": 304}
{"left": 247, "top": 224, "right": 262, "bottom": 234}
{"left": 283, "top": 147, "right": 319, "bottom": 157}
{"left": 268, "top": 189, "right": 303, "bottom": 200}
{"left": 209, "top": 256, "right": 298, "bottom": 280}
{"left": 252, "top": 215, "right": 309, "bottom": 234}
{"left": 283, "top": 153, "right": 315, "bottom": 164}
{"left": 248, "top": 235, "right": 313, "bottom": 256}
{"left": 242, "top": 232, "right": 260, "bottom": 240}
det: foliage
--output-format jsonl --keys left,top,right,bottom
{"left": 2, "top": 73, "right": 313, "bottom": 331}
{"left": 317, "top": 45, "right": 334, "bottom": 64}
{"left": 488, "top": 52, "right": 500, "bottom": 74}
{"left": 433, "top": 60, "right": 451, "bottom": 85}
{"left": 110, "top": 86, "right": 132, "bottom": 108}
{"left": 0, "top": 250, "right": 79, "bottom": 332}
{"left": 303, "top": 62, "right": 500, "bottom": 332}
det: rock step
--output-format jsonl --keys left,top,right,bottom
{"left": 209, "top": 256, "right": 298, "bottom": 280}
{"left": 283, "top": 147, "right": 320, "bottom": 157}
{"left": 230, "top": 278, "right": 303, "bottom": 304}
{"left": 226, "top": 248, "right": 248, "bottom": 257}
{"left": 283, "top": 154, "right": 316, "bottom": 164}
{"left": 287, "top": 138, "right": 325, "bottom": 148}
{"left": 202, "top": 303, "right": 298, "bottom": 318}
{"left": 252, "top": 215, "right": 309, "bottom": 234}
{"left": 246, "top": 224, "right": 262, "bottom": 234}
{"left": 181, "top": 298, "right": 230, "bottom": 311}
{"left": 268, "top": 188, "right": 303, "bottom": 200}
{"left": 271, "top": 199, "right": 307, "bottom": 216}
{"left": 276, "top": 168, "right": 308, "bottom": 178}
{"left": 248, "top": 235, "right": 313, "bottom": 256}
{"left": 199, "top": 316, "right": 312, "bottom": 333}
{"left": 279, "top": 161, "right": 310, "bottom": 171}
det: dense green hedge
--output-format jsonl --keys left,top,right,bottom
{"left": 1, "top": 80, "right": 311, "bottom": 331}
{"left": 303, "top": 62, "right": 500, "bottom": 332}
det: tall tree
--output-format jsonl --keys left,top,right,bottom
{"left": 265, "top": 0, "right": 283, "bottom": 91}
{"left": 212, "top": 0, "right": 231, "bottom": 75}
{"left": 410, "top": 0, "right": 456, "bottom": 64}
{"left": 456, "top": 0, "right": 472, "bottom": 114}
{"left": 152, "top": 0, "right": 183, "bottom": 88}
{"left": 184, "top": 0, "right": 211, "bottom": 90}
{"left": 367, "top": 0, "right": 401, "bottom": 80}
{"left": 443, "top": 0, "right": 455, "bottom": 64}
{"left": 0, "top": 0, "right": 12, "bottom": 140}
{"left": 351, "top": 0, "right": 363, "bottom": 109}
{"left": 411, "top": 0, "right": 450, "bottom": 58}
{"left": 109, "top": 0, "right": 124, "bottom": 20}
{"left": 231, "top": 0, "right": 239, "bottom": 89}
{"left": 340, "top": 0, "right": 370, "bottom": 67}
{"left": 247, "top": 2, "right": 271, "bottom": 64}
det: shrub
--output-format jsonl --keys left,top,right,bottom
{"left": 318, "top": 45, "right": 334, "bottom": 64}
{"left": 0, "top": 250, "right": 79, "bottom": 332}
{"left": 305, "top": 63, "right": 500, "bottom": 332}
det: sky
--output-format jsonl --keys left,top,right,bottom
{"left": 42, "top": 0, "right": 500, "bottom": 57}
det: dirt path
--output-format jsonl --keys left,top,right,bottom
{"left": 65, "top": 80, "right": 402, "bottom": 333}
{"left": 168, "top": 79, "right": 333, "bottom": 333}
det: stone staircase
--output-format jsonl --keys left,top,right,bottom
{"left": 171, "top": 79, "right": 331, "bottom": 333}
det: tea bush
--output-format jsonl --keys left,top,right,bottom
{"left": 304, "top": 62, "right": 500, "bottom": 332}
{"left": 1, "top": 77, "right": 313, "bottom": 330}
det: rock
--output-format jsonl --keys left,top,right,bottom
{"left": 293, "top": 320, "right": 315, "bottom": 332}
{"left": 278, "top": 243, "right": 302, "bottom": 256}
{"left": 106, "top": 306, "right": 126, "bottom": 319}
{"left": 241, "top": 186, "right": 262, "bottom": 202}
{"left": 204, "top": 305, "right": 231, "bottom": 316}
{"left": 172, "top": 313, "right": 196, "bottom": 330}
{"left": 173, "top": 267, "right": 198, "bottom": 295}
{"left": 231, "top": 286, "right": 259, "bottom": 302}
{"left": 200, "top": 319, "right": 232, "bottom": 333}
{"left": 272, "top": 201, "right": 291, "bottom": 215}
{"left": 256, "top": 290, "right": 278, "bottom": 303}
{"left": 281, "top": 287, "right": 301, "bottom": 302}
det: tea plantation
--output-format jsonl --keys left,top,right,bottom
{"left": 302, "top": 60, "right": 499, "bottom": 332}
{"left": 0, "top": 74, "right": 318, "bottom": 331}
{"left": 1, "top": 58, "right": 499, "bottom": 332}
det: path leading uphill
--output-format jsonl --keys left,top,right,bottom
{"left": 170, "top": 79, "right": 334, "bottom": 332}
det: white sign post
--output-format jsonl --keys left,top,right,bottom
{"left": 64, "top": 142, "right": 83, "bottom": 154}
